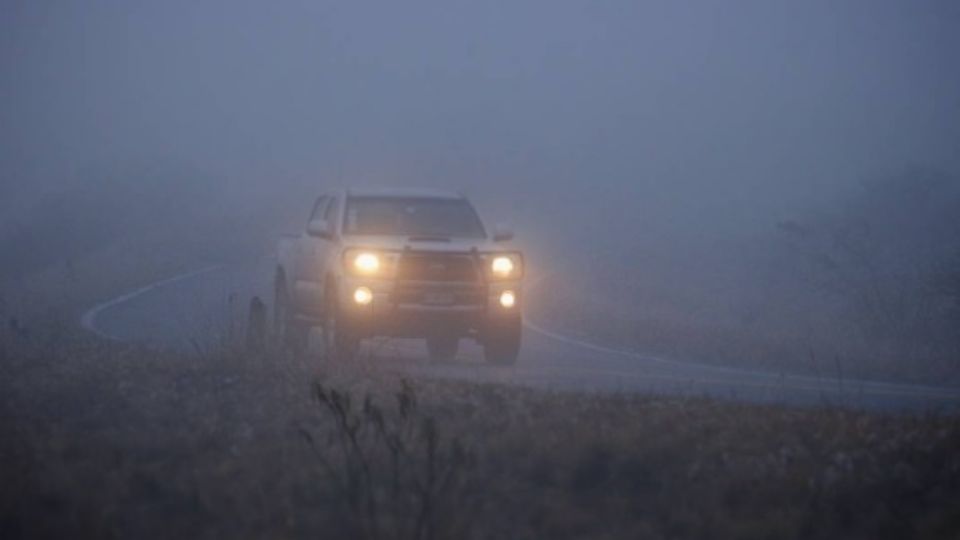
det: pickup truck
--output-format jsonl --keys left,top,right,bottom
{"left": 274, "top": 188, "right": 523, "bottom": 364}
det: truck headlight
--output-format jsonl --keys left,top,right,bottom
{"left": 344, "top": 250, "right": 382, "bottom": 275}
{"left": 491, "top": 256, "right": 514, "bottom": 277}
{"left": 354, "top": 252, "right": 380, "bottom": 274}
{"left": 489, "top": 254, "right": 522, "bottom": 279}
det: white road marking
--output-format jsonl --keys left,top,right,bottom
{"left": 80, "top": 266, "right": 960, "bottom": 405}
{"left": 520, "top": 319, "right": 960, "bottom": 402}
{"left": 521, "top": 275, "right": 960, "bottom": 403}
{"left": 80, "top": 266, "right": 222, "bottom": 340}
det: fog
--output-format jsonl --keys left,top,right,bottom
{"left": 2, "top": 1, "right": 959, "bottom": 379}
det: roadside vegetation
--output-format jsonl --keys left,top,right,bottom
{"left": 534, "top": 169, "right": 960, "bottom": 387}
{"left": 3, "top": 325, "right": 959, "bottom": 539}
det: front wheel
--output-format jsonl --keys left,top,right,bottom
{"left": 426, "top": 335, "right": 459, "bottom": 363}
{"left": 322, "top": 292, "right": 359, "bottom": 362}
{"left": 483, "top": 316, "right": 521, "bottom": 366}
{"left": 274, "top": 272, "right": 308, "bottom": 352}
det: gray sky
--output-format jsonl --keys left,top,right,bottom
{"left": 2, "top": 0, "right": 959, "bottom": 230}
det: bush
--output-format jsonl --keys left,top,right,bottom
{"left": 300, "top": 380, "right": 477, "bottom": 540}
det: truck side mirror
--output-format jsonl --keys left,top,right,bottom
{"left": 492, "top": 224, "right": 514, "bottom": 242}
{"left": 307, "top": 219, "right": 333, "bottom": 239}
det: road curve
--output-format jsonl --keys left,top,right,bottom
{"left": 82, "top": 261, "right": 960, "bottom": 412}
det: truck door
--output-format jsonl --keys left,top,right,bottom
{"left": 295, "top": 196, "right": 340, "bottom": 316}
{"left": 291, "top": 196, "right": 328, "bottom": 316}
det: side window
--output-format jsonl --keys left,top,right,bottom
{"left": 309, "top": 196, "right": 328, "bottom": 223}
{"left": 324, "top": 197, "right": 341, "bottom": 235}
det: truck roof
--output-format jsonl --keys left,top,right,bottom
{"left": 345, "top": 187, "right": 465, "bottom": 200}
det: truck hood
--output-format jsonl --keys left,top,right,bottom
{"left": 341, "top": 235, "right": 515, "bottom": 254}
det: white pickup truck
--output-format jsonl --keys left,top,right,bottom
{"left": 275, "top": 188, "right": 523, "bottom": 364}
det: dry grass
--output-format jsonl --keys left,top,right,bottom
{"left": 529, "top": 274, "right": 960, "bottom": 387}
{"left": 2, "top": 325, "right": 959, "bottom": 539}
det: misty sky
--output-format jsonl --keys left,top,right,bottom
{"left": 2, "top": 0, "right": 959, "bottom": 233}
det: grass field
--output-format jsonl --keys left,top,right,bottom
{"left": 3, "top": 326, "right": 959, "bottom": 539}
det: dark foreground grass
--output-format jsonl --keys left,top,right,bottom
{"left": 2, "top": 328, "right": 959, "bottom": 539}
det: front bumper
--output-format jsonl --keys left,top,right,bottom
{"left": 337, "top": 276, "right": 521, "bottom": 338}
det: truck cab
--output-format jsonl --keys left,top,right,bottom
{"left": 275, "top": 188, "right": 523, "bottom": 364}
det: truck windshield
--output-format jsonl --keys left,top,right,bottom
{"left": 344, "top": 197, "right": 486, "bottom": 239}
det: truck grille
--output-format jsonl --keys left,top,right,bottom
{"left": 395, "top": 253, "right": 479, "bottom": 283}
{"left": 391, "top": 284, "right": 486, "bottom": 306}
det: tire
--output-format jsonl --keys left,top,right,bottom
{"left": 483, "top": 316, "right": 521, "bottom": 366}
{"left": 322, "top": 288, "right": 359, "bottom": 362}
{"left": 426, "top": 335, "right": 459, "bottom": 363}
{"left": 273, "top": 272, "right": 308, "bottom": 352}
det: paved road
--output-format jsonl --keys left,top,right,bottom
{"left": 83, "top": 261, "right": 960, "bottom": 412}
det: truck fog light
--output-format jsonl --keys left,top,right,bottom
{"left": 353, "top": 286, "right": 373, "bottom": 306}
{"left": 499, "top": 290, "right": 516, "bottom": 309}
